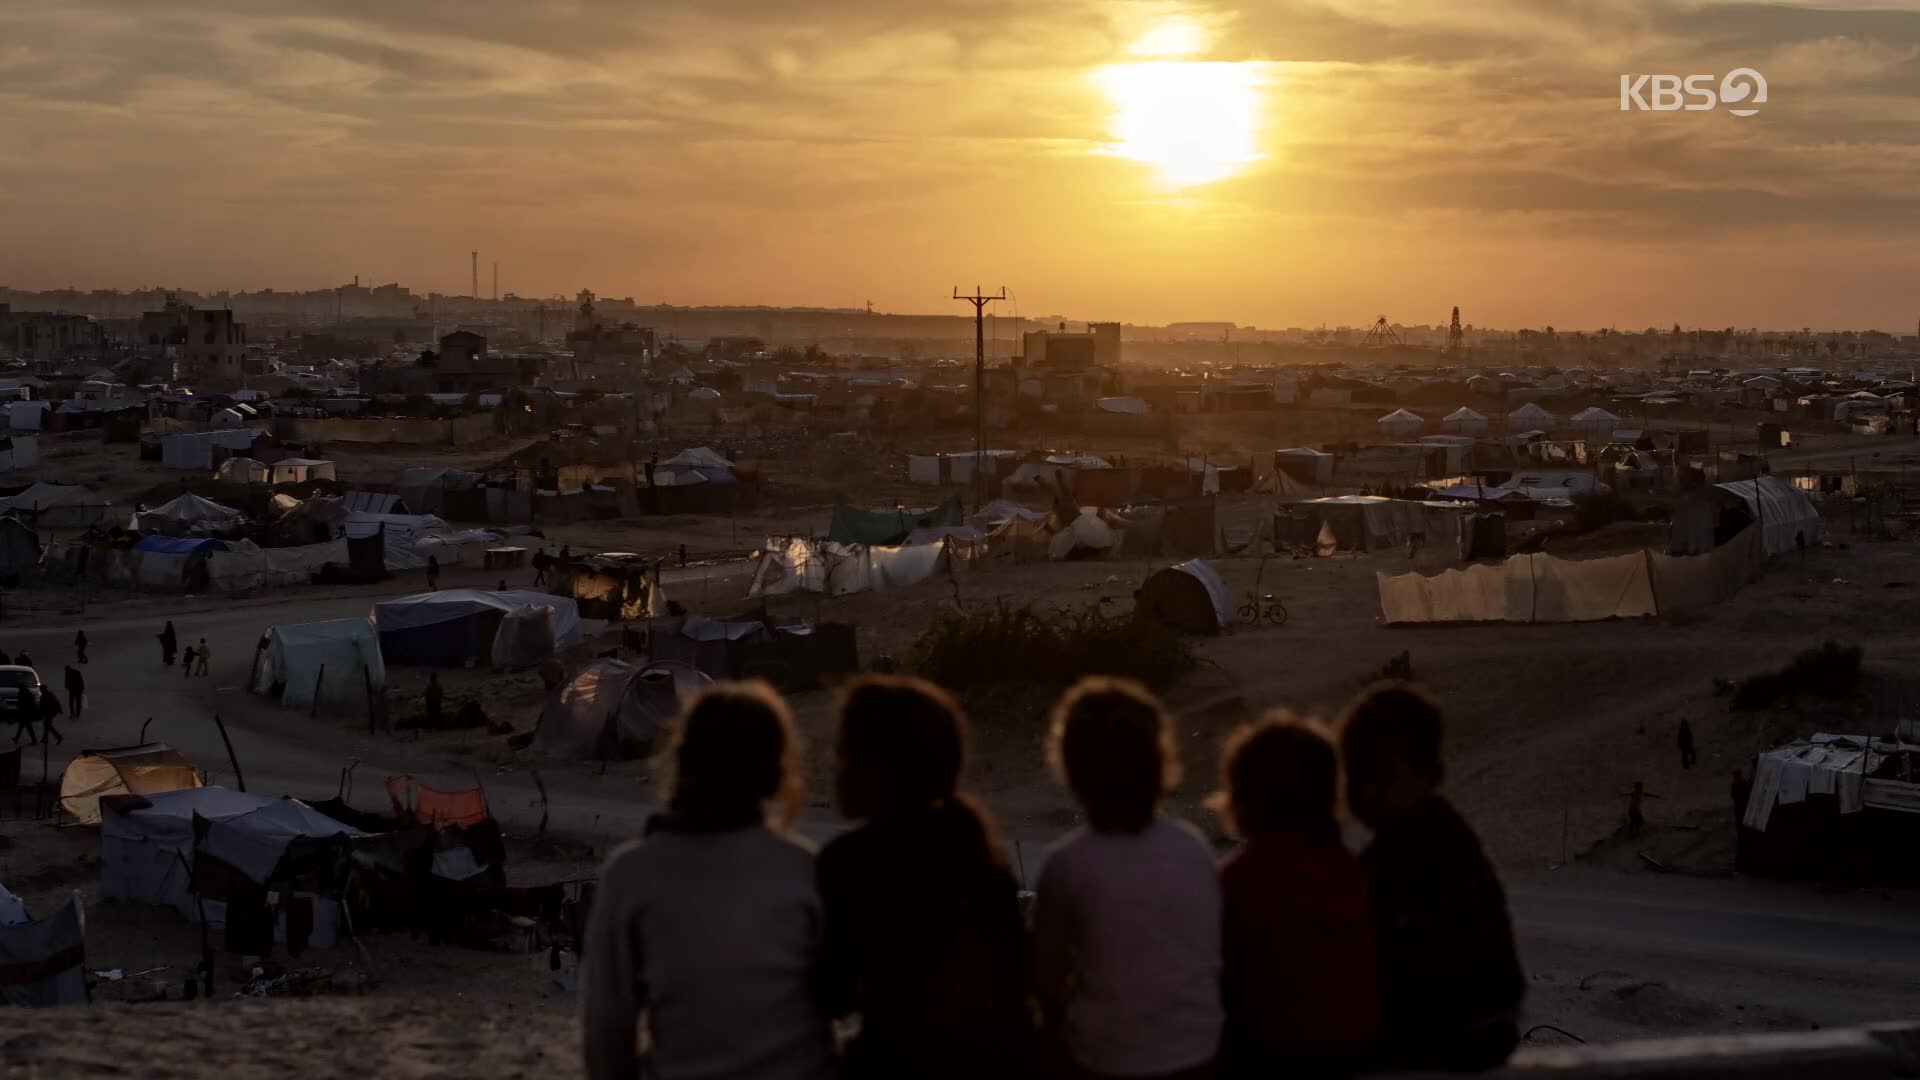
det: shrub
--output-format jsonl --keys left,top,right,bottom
{"left": 914, "top": 599, "right": 1197, "bottom": 693}
{"left": 1731, "top": 640, "right": 1863, "bottom": 710}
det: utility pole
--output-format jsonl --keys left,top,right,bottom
{"left": 492, "top": 261, "right": 499, "bottom": 302}
{"left": 471, "top": 251, "right": 479, "bottom": 299}
{"left": 953, "top": 286, "right": 1007, "bottom": 512}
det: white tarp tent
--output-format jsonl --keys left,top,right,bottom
{"left": 131, "top": 492, "right": 243, "bottom": 534}
{"left": 0, "top": 891, "right": 86, "bottom": 1006}
{"left": 0, "top": 435, "right": 39, "bottom": 473}
{"left": 0, "top": 482, "right": 111, "bottom": 529}
{"left": 161, "top": 429, "right": 266, "bottom": 470}
{"left": 1442, "top": 407, "right": 1488, "bottom": 435}
{"left": 215, "top": 457, "right": 270, "bottom": 484}
{"left": 1508, "top": 402, "right": 1556, "bottom": 429}
{"left": 4, "top": 402, "right": 48, "bottom": 431}
{"left": 535, "top": 661, "right": 710, "bottom": 759}
{"left": 208, "top": 539, "right": 349, "bottom": 591}
{"left": 1571, "top": 406, "right": 1622, "bottom": 433}
{"left": 101, "top": 787, "right": 358, "bottom": 947}
{"left": 1377, "top": 409, "right": 1424, "bottom": 436}
{"left": 748, "top": 536, "right": 960, "bottom": 597}
{"left": 58, "top": 743, "right": 204, "bottom": 825}
{"left": 271, "top": 458, "right": 337, "bottom": 485}
{"left": 374, "top": 589, "right": 583, "bottom": 666}
{"left": 253, "top": 617, "right": 386, "bottom": 711}
{"left": 1714, "top": 475, "right": 1823, "bottom": 557}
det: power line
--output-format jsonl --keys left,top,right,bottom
{"left": 953, "top": 286, "right": 1007, "bottom": 512}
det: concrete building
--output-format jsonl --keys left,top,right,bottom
{"left": 1020, "top": 321, "right": 1121, "bottom": 369}
{"left": 0, "top": 305, "right": 102, "bottom": 361}
{"left": 432, "top": 330, "right": 545, "bottom": 393}
{"left": 137, "top": 297, "right": 249, "bottom": 377}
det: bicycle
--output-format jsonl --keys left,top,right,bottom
{"left": 1236, "top": 558, "right": 1289, "bottom": 626}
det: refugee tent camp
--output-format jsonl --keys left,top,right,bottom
{"left": 373, "top": 589, "right": 582, "bottom": 667}
{"left": 0, "top": 891, "right": 86, "bottom": 1006}
{"left": 101, "top": 787, "right": 360, "bottom": 947}
{"left": 253, "top": 617, "right": 386, "bottom": 711}
{"left": 130, "top": 492, "right": 243, "bottom": 535}
{"left": 1136, "top": 560, "right": 1236, "bottom": 633}
{"left": 535, "top": 660, "right": 710, "bottom": 759}
{"left": 59, "top": 743, "right": 204, "bottom": 825}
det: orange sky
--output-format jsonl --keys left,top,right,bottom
{"left": 5, "top": 1, "right": 1920, "bottom": 330}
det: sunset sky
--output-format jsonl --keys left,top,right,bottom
{"left": 5, "top": 1, "right": 1920, "bottom": 330}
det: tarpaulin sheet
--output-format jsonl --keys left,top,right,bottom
{"left": 826, "top": 495, "right": 962, "bottom": 546}
{"left": 0, "top": 892, "right": 86, "bottom": 1006}
{"left": 748, "top": 537, "right": 953, "bottom": 597}
{"left": 209, "top": 540, "right": 351, "bottom": 591}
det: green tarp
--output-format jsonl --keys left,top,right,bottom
{"left": 826, "top": 495, "right": 963, "bottom": 546}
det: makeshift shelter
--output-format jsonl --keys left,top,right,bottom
{"left": 1507, "top": 402, "right": 1556, "bottom": 429}
{"left": 827, "top": 495, "right": 964, "bottom": 546}
{"left": 398, "top": 468, "right": 482, "bottom": 516}
{"left": 687, "top": 386, "right": 721, "bottom": 401}
{"left": 208, "top": 538, "right": 350, "bottom": 591}
{"left": 344, "top": 512, "right": 446, "bottom": 548}
{"left": 1670, "top": 475, "right": 1821, "bottom": 558}
{"left": 59, "top": 743, "right": 204, "bottom": 825}
{"left": 749, "top": 536, "right": 961, "bottom": 597}
{"left": 161, "top": 429, "right": 267, "bottom": 470}
{"left": 4, "top": 401, "right": 48, "bottom": 431}
{"left": 0, "top": 482, "right": 110, "bottom": 529}
{"left": 1273, "top": 448, "right": 1335, "bottom": 485}
{"left": 0, "top": 892, "right": 86, "bottom": 1006}
{"left": 1377, "top": 409, "right": 1424, "bottom": 437}
{"left": 1136, "top": 560, "right": 1236, "bottom": 633}
{"left": 100, "top": 787, "right": 359, "bottom": 947}
{"left": 271, "top": 458, "right": 337, "bottom": 485}
{"left": 550, "top": 554, "right": 663, "bottom": 621}
{"left": 253, "top": 617, "right": 386, "bottom": 711}
{"left": 343, "top": 491, "right": 408, "bottom": 515}
{"left": 535, "top": 660, "right": 711, "bottom": 759}
{"left": 0, "top": 515, "right": 39, "bottom": 579}
{"left": 1738, "top": 733, "right": 1920, "bottom": 885}
{"left": 373, "top": 589, "right": 582, "bottom": 667}
{"left": 129, "top": 534, "right": 227, "bottom": 590}
{"left": 131, "top": 493, "right": 243, "bottom": 535}
{"left": 1442, "top": 407, "right": 1489, "bottom": 435}
{"left": 215, "top": 457, "right": 270, "bottom": 485}
{"left": 0, "top": 435, "right": 41, "bottom": 473}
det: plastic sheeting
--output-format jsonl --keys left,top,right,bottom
{"left": 0, "top": 892, "right": 86, "bottom": 1006}
{"left": 58, "top": 743, "right": 204, "bottom": 825}
{"left": 253, "top": 617, "right": 385, "bottom": 710}
{"left": 535, "top": 661, "right": 707, "bottom": 759}
{"left": 374, "top": 590, "right": 582, "bottom": 666}
{"left": 748, "top": 536, "right": 959, "bottom": 597}
{"left": 209, "top": 540, "right": 351, "bottom": 591}
{"left": 1378, "top": 526, "right": 1761, "bottom": 624}
{"left": 1715, "top": 475, "right": 1823, "bottom": 557}
{"left": 0, "top": 483, "right": 110, "bottom": 529}
{"left": 827, "top": 496, "right": 963, "bottom": 546}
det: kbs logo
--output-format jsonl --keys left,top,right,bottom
{"left": 1620, "top": 68, "right": 1767, "bottom": 116}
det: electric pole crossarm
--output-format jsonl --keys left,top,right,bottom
{"left": 952, "top": 286, "right": 1008, "bottom": 513}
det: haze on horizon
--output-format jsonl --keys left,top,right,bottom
{"left": 5, "top": 0, "right": 1920, "bottom": 332}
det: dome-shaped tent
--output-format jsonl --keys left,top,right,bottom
{"left": 1135, "top": 559, "right": 1236, "bottom": 634}
{"left": 534, "top": 660, "right": 712, "bottom": 759}
{"left": 1570, "top": 406, "right": 1622, "bottom": 433}
{"left": 1507, "top": 402, "right": 1556, "bottom": 430}
{"left": 1442, "top": 406, "right": 1488, "bottom": 435}
{"left": 1377, "top": 408, "right": 1424, "bottom": 437}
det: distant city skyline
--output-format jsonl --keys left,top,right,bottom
{"left": 6, "top": 2, "right": 1920, "bottom": 330}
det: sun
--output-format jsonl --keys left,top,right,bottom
{"left": 1095, "top": 24, "right": 1266, "bottom": 187}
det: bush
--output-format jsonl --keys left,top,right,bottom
{"left": 1731, "top": 640, "right": 1863, "bottom": 710}
{"left": 914, "top": 599, "right": 1197, "bottom": 693}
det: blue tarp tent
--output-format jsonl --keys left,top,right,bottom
{"left": 133, "top": 535, "right": 228, "bottom": 555}
{"left": 373, "top": 589, "right": 582, "bottom": 668}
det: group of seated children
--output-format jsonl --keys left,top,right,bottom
{"left": 581, "top": 674, "right": 1525, "bottom": 1080}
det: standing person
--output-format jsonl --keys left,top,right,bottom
{"left": 181, "top": 642, "right": 196, "bottom": 680}
{"left": 423, "top": 673, "right": 444, "bottom": 729}
{"left": 532, "top": 548, "right": 550, "bottom": 587}
{"left": 63, "top": 665, "right": 84, "bottom": 719}
{"left": 12, "top": 650, "right": 28, "bottom": 669}
{"left": 1339, "top": 683, "right": 1525, "bottom": 1073}
{"left": 1677, "top": 718, "right": 1697, "bottom": 770}
{"left": 1033, "top": 677, "right": 1222, "bottom": 1080}
{"left": 580, "top": 682, "right": 833, "bottom": 1080}
{"left": 73, "top": 630, "right": 88, "bottom": 665}
{"left": 35, "top": 684, "right": 62, "bottom": 746}
{"left": 817, "top": 677, "right": 1033, "bottom": 1080}
{"left": 1213, "top": 714, "right": 1378, "bottom": 1078}
{"left": 194, "top": 638, "right": 211, "bottom": 677}
{"left": 8, "top": 687, "right": 35, "bottom": 745}
{"left": 1624, "top": 780, "right": 1659, "bottom": 836}
{"left": 159, "top": 621, "right": 178, "bottom": 666}
{"left": 426, "top": 554, "right": 441, "bottom": 591}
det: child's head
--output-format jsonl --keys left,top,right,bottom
{"left": 1338, "top": 681, "right": 1444, "bottom": 830}
{"left": 1212, "top": 710, "right": 1339, "bottom": 840}
{"left": 667, "top": 680, "right": 802, "bottom": 828}
{"left": 1048, "top": 676, "right": 1178, "bottom": 834}
{"left": 834, "top": 675, "right": 966, "bottom": 820}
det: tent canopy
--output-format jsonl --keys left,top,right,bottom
{"left": 59, "top": 743, "right": 203, "bottom": 824}
{"left": 535, "top": 660, "right": 710, "bottom": 759}
{"left": 1508, "top": 402, "right": 1556, "bottom": 425}
{"left": 663, "top": 446, "right": 734, "bottom": 469}
{"left": 134, "top": 493, "right": 242, "bottom": 532}
{"left": 1137, "top": 559, "right": 1236, "bottom": 633}
{"left": 133, "top": 535, "right": 227, "bottom": 555}
{"left": 1444, "top": 406, "right": 1486, "bottom": 422}
{"left": 254, "top": 616, "right": 386, "bottom": 710}
{"left": 374, "top": 589, "right": 582, "bottom": 667}
{"left": 827, "top": 495, "right": 963, "bottom": 546}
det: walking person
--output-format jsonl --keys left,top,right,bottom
{"left": 1677, "top": 718, "right": 1697, "bottom": 770}
{"left": 1623, "top": 780, "right": 1659, "bottom": 837}
{"left": 817, "top": 676, "right": 1034, "bottom": 1080}
{"left": 1033, "top": 676, "right": 1222, "bottom": 1080}
{"left": 181, "top": 642, "right": 196, "bottom": 680}
{"left": 194, "top": 638, "right": 211, "bottom": 677}
{"left": 9, "top": 687, "right": 35, "bottom": 745}
{"left": 426, "top": 554, "right": 441, "bottom": 591}
{"left": 73, "top": 630, "right": 88, "bottom": 665}
{"left": 63, "top": 665, "right": 84, "bottom": 719}
{"left": 531, "top": 549, "right": 550, "bottom": 587}
{"left": 580, "top": 682, "right": 834, "bottom": 1080}
{"left": 36, "top": 684, "right": 62, "bottom": 746}
{"left": 159, "top": 621, "right": 178, "bottom": 667}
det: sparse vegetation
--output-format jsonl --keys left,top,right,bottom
{"left": 1731, "top": 640, "right": 1864, "bottom": 711}
{"left": 913, "top": 599, "right": 1197, "bottom": 692}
